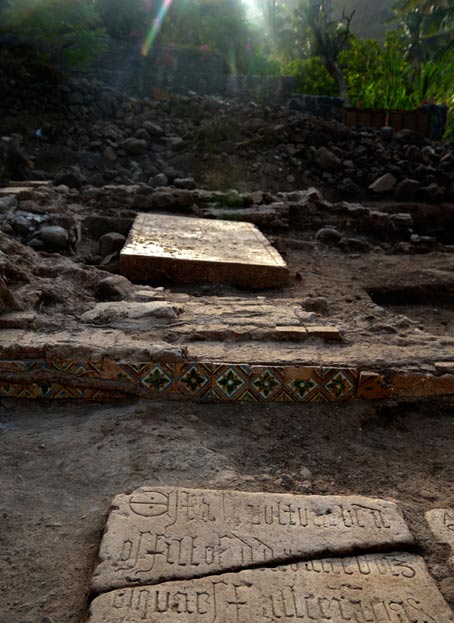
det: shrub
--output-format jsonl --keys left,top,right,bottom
{"left": 283, "top": 57, "right": 337, "bottom": 96}
{"left": 2, "top": 0, "right": 108, "bottom": 69}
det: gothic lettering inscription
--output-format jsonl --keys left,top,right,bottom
{"left": 92, "top": 488, "right": 413, "bottom": 592}
{"left": 88, "top": 553, "right": 453, "bottom": 623}
{"left": 425, "top": 508, "right": 454, "bottom": 568}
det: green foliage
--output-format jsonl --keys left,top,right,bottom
{"left": 2, "top": 0, "right": 108, "bottom": 69}
{"left": 392, "top": 0, "right": 454, "bottom": 62}
{"left": 158, "top": 0, "right": 251, "bottom": 74}
{"left": 283, "top": 56, "right": 337, "bottom": 94}
{"left": 340, "top": 31, "right": 416, "bottom": 109}
{"left": 247, "top": 47, "right": 282, "bottom": 76}
{"left": 195, "top": 116, "right": 241, "bottom": 151}
{"left": 94, "top": 0, "right": 153, "bottom": 39}
{"left": 340, "top": 38, "right": 383, "bottom": 106}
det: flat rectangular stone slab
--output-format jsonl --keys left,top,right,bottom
{"left": 89, "top": 552, "right": 453, "bottom": 622}
{"left": 0, "top": 186, "right": 35, "bottom": 200}
{"left": 426, "top": 508, "right": 454, "bottom": 567}
{"left": 120, "top": 214, "right": 289, "bottom": 288}
{"left": 92, "top": 487, "right": 413, "bottom": 592}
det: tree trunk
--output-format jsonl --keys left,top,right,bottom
{"left": 332, "top": 61, "right": 348, "bottom": 102}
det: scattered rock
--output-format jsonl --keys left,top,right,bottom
{"left": 301, "top": 296, "right": 329, "bottom": 315}
{"left": 314, "top": 146, "right": 341, "bottom": 171}
{"left": 0, "top": 195, "right": 17, "bottom": 212}
{"left": 143, "top": 121, "right": 164, "bottom": 137}
{"left": 369, "top": 173, "right": 397, "bottom": 193}
{"left": 95, "top": 275, "right": 134, "bottom": 301}
{"left": 174, "top": 177, "right": 196, "bottom": 190}
{"left": 149, "top": 173, "right": 168, "bottom": 187}
{"left": 119, "top": 138, "right": 148, "bottom": 155}
{"left": 98, "top": 232, "right": 126, "bottom": 256}
{"left": 316, "top": 227, "right": 342, "bottom": 245}
{"left": 38, "top": 225, "right": 69, "bottom": 251}
{"left": 395, "top": 178, "right": 422, "bottom": 200}
{"left": 54, "top": 172, "right": 83, "bottom": 189}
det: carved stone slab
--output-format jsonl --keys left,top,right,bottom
{"left": 89, "top": 552, "right": 453, "bottom": 622}
{"left": 120, "top": 214, "right": 289, "bottom": 288}
{"left": 426, "top": 509, "right": 454, "bottom": 567}
{"left": 92, "top": 487, "right": 413, "bottom": 592}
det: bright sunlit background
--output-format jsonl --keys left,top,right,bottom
{"left": 242, "top": 0, "right": 262, "bottom": 20}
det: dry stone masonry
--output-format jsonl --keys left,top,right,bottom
{"left": 89, "top": 487, "right": 453, "bottom": 622}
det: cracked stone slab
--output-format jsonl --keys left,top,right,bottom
{"left": 92, "top": 487, "right": 413, "bottom": 592}
{"left": 426, "top": 509, "right": 454, "bottom": 567}
{"left": 120, "top": 214, "right": 289, "bottom": 288}
{"left": 88, "top": 552, "right": 453, "bottom": 622}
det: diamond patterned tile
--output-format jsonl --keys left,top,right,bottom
{"left": 250, "top": 366, "right": 285, "bottom": 400}
{"left": 321, "top": 367, "right": 358, "bottom": 401}
{"left": 212, "top": 364, "right": 250, "bottom": 400}
{"left": 117, "top": 363, "right": 155, "bottom": 382}
{"left": 284, "top": 366, "right": 323, "bottom": 401}
{"left": 176, "top": 363, "right": 212, "bottom": 397}
{"left": 140, "top": 364, "right": 175, "bottom": 394}
{"left": 0, "top": 359, "right": 394, "bottom": 403}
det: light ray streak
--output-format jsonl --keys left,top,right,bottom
{"left": 141, "top": 0, "right": 174, "bottom": 57}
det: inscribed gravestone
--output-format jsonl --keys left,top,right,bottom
{"left": 426, "top": 508, "right": 454, "bottom": 567}
{"left": 92, "top": 487, "right": 413, "bottom": 592}
{"left": 89, "top": 552, "right": 453, "bottom": 622}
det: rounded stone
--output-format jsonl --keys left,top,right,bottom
{"left": 39, "top": 225, "right": 69, "bottom": 250}
{"left": 315, "top": 227, "right": 341, "bottom": 245}
{"left": 98, "top": 232, "right": 126, "bottom": 256}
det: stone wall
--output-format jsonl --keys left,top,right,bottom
{"left": 76, "top": 40, "right": 295, "bottom": 102}
{"left": 288, "top": 94, "right": 344, "bottom": 121}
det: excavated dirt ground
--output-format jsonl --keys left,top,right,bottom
{"left": 1, "top": 397, "right": 454, "bottom": 623}
{"left": 2, "top": 109, "right": 454, "bottom": 621}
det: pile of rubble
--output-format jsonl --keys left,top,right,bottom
{"left": 1, "top": 78, "right": 453, "bottom": 200}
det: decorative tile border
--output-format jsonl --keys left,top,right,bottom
{"left": 0, "top": 359, "right": 393, "bottom": 402}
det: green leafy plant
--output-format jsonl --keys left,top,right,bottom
{"left": 2, "top": 0, "right": 108, "bottom": 69}
{"left": 283, "top": 56, "right": 337, "bottom": 95}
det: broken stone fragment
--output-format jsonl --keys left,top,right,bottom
{"left": 98, "top": 232, "right": 126, "bottom": 257}
{"left": 314, "top": 146, "right": 341, "bottom": 171}
{"left": 369, "top": 173, "right": 397, "bottom": 193}
{"left": 425, "top": 508, "right": 454, "bottom": 568}
{"left": 81, "top": 301, "right": 181, "bottom": 324}
{"left": 95, "top": 275, "right": 134, "bottom": 301}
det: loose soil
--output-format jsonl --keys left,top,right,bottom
{"left": 1, "top": 397, "right": 454, "bottom": 623}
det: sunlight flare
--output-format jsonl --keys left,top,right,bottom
{"left": 141, "top": 0, "right": 174, "bottom": 57}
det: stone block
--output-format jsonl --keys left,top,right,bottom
{"left": 392, "top": 372, "right": 454, "bottom": 398}
{"left": 426, "top": 508, "right": 454, "bottom": 568}
{"left": 0, "top": 186, "right": 35, "bottom": 200}
{"left": 120, "top": 214, "right": 289, "bottom": 289}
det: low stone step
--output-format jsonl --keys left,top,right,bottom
{"left": 120, "top": 214, "right": 289, "bottom": 289}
